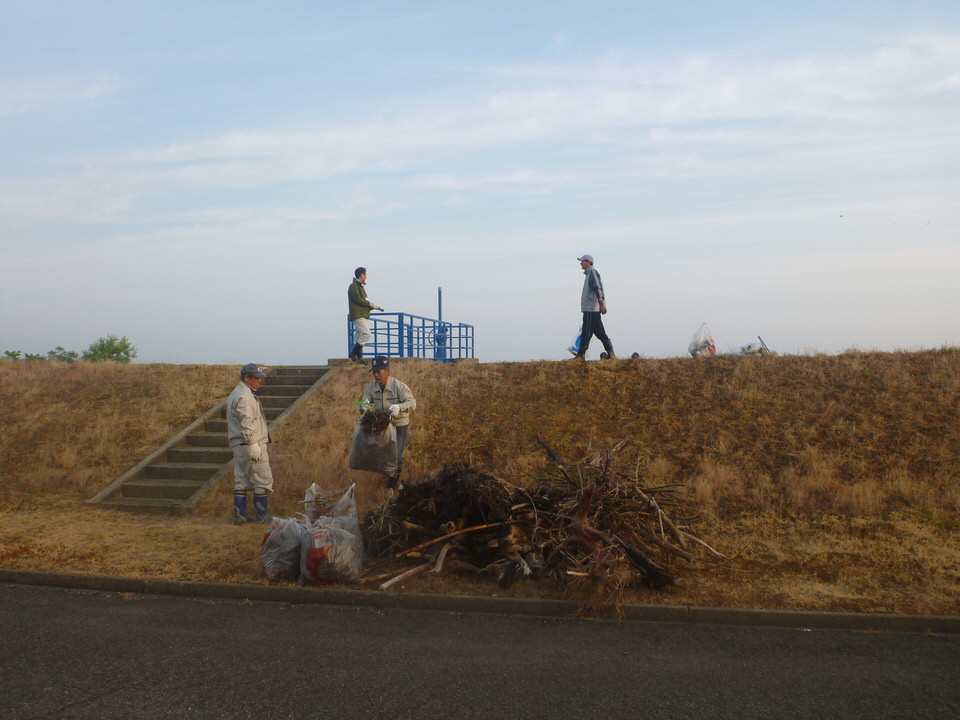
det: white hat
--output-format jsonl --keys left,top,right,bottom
{"left": 577, "top": 254, "right": 594, "bottom": 264}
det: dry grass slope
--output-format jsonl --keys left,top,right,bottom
{"left": 1, "top": 352, "right": 958, "bottom": 614}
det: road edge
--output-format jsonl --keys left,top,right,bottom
{"left": 2, "top": 568, "right": 957, "bottom": 634}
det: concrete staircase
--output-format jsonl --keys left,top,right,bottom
{"left": 88, "top": 364, "right": 341, "bottom": 516}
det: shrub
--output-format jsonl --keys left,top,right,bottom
{"left": 81, "top": 335, "right": 138, "bottom": 364}
{"left": 47, "top": 346, "right": 80, "bottom": 363}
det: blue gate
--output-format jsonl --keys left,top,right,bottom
{"left": 347, "top": 312, "right": 475, "bottom": 363}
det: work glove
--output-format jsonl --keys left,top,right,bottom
{"left": 248, "top": 443, "right": 262, "bottom": 462}
{"left": 389, "top": 404, "right": 400, "bottom": 417}
{"left": 375, "top": 306, "right": 385, "bottom": 312}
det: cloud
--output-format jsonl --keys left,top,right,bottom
{"left": 0, "top": 76, "right": 123, "bottom": 116}
{"left": 3, "top": 32, "right": 957, "bottom": 234}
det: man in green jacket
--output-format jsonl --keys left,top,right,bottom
{"left": 347, "top": 267, "right": 383, "bottom": 363}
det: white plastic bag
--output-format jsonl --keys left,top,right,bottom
{"left": 300, "top": 485, "right": 364, "bottom": 584}
{"left": 259, "top": 516, "right": 308, "bottom": 582}
{"left": 567, "top": 328, "right": 582, "bottom": 356}
{"left": 688, "top": 322, "right": 716, "bottom": 357}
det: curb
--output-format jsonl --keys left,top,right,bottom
{"left": 2, "top": 568, "right": 958, "bottom": 634}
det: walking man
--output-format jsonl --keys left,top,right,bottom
{"left": 573, "top": 254, "right": 616, "bottom": 360}
{"left": 227, "top": 363, "right": 275, "bottom": 524}
{"left": 361, "top": 356, "right": 416, "bottom": 490}
{"left": 348, "top": 267, "right": 383, "bottom": 363}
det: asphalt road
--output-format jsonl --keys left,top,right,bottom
{"left": 2, "top": 583, "right": 958, "bottom": 720}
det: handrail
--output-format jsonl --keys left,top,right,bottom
{"left": 347, "top": 312, "right": 474, "bottom": 362}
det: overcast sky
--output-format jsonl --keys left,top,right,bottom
{"left": 2, "top": 1, "right": 958, "bottom": 364}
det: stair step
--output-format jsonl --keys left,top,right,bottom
{"left": 206, "top": 419, "right": 227, "bottom": 433}
{"left": 213, "top": 406, "right": 285, "bottom": 421}
{"left": 145, "top": 462, "right": 224, "bottom": 481}
{"left": 269, "top": 366, "right": 329, "bottom": 377}
{"left": 258, "top": 396, "right": 297, "bottom": 408}
{"left": 166, "top": 446, "right": 234, "bottom": 464}
{"left": 256, "top": 384, "right": 308, "bottom": 397}
{"left": 265, "top": 374, "right": 325, "bottom": 386}
{"left": 186, "top": 432, "right": 228, "bottom": 448}
{"left": 97, "top": 496, "right": 192, "bottom": 516}
{"left": 122, "top": 478, "right": 205, "bottom": 500}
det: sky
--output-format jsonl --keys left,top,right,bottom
{"left": 2, "top": 1, "right": 958, "bottom": 364}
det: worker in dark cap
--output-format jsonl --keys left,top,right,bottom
{"left": 360, "top": 356, "right": 416, "bottom": 490}
{"left": 227, "top": 363, "right": 274, "bottom": 524}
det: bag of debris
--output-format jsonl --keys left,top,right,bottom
{"left": 348, "top": 413, "right": 398, "bottom": 476}
{"left": 738, "top": 336, "right": 772, "bottom": 355}
{"left": 300, "top": 486, "right": 364, "bottom": 584}
{"left": 304, "top": 482, "right": 358, "bottom": 522}
{"left": 568, "top": 328, "right": 582, "bottom": 356}
{"left": 259, "top": 516, "right": 308, "bottom": 582}
{"left": 688, "top": 322, "right": 716, "bottom": 357}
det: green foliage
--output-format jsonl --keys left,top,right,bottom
{"left": 3, "top": 337, "right": 138, "bottom": 363}
{"left": 82, "top": 335, "right": 138, "bottom": 364}
{"left": 47, "top": 346, "right": 80, "bottom": 363}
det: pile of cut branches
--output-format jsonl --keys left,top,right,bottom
{"left": 358, "top": 408, "right": 393, "bottom": 433}
{"left": 361, "top": 439, "right": 725, "bottom": 615}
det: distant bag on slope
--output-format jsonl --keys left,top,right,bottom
{"left": 688, "top": 322, "right": 716, "bottom": 357}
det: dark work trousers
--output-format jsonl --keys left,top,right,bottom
{"left": 578, "top": 311, "right": 614, "bottom": 356}
{"left": 394, "top": 424, "right": 409, "bottom": 475}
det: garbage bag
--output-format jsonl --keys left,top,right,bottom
{"left": 567, "top": 328, "right": 582, "bottom": 356}
{"left": 348, "top": 418, "right": 398, "bottom": 476}
{"left": 303, "top": 482, "right": 357, "bottom": 522}
{"left": 688, "top": 322, "right": 716, "bottom": 357}
{"left": 259, "top": 517, "right": 307, "bottom": 582}
{"left": 300, "top": 485, "right": 363, "bottom": 584}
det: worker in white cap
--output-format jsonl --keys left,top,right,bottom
{"left": 573, "top": 254, "right": 616, "bottom": 360}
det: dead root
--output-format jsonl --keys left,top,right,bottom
{"left": 361, "top": 441, "right": 725, "bottom": 616}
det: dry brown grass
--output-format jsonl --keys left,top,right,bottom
{"left": 2, "top": 352, "right": 959, "bottom": 615}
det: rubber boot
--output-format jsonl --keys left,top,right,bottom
{"left": 233, "top": 492, "right": 248, "bottom": 525}
{"left": 253, "top": 493, "right": 272, "bottom": 523}
{"left": 349, "top": 343, "right": 362, "bottom": 362}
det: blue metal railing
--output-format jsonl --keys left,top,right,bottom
{"left": 347, "top": 312, "right": 475, "bottom": 363}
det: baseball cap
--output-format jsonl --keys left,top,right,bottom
{"left": 577, "top": 254, "right": 595, "bottom": 264}
{"left": 371, "top": 356, "right": 390, "bottom": 372}
{"left": 240, "top": 363, "right": 267, "bottom": 379}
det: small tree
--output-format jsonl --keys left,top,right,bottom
{"left": 47, "top": 346, "right": 80, "bottom": 363}
{"left": 3, "top": 350, "right": 22, "bottom": 360}
{"left": 82, "top": 335, "right": 138, "bottom": 363}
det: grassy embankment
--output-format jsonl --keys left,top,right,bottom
{"left": 0, "top": 351, "right": 958, "bottom": 615}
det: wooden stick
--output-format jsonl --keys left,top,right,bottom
{"left": 431, "top": 542, "right": 452, "bottom": 573}
{"left": 395, "top": 521, "right": 512, "bottom": 557}
{"left": 681, "top": 531, "right": 729, "bottom": 559}
{"left": 379, "top": 562, "right": 431, "bottom": 590}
